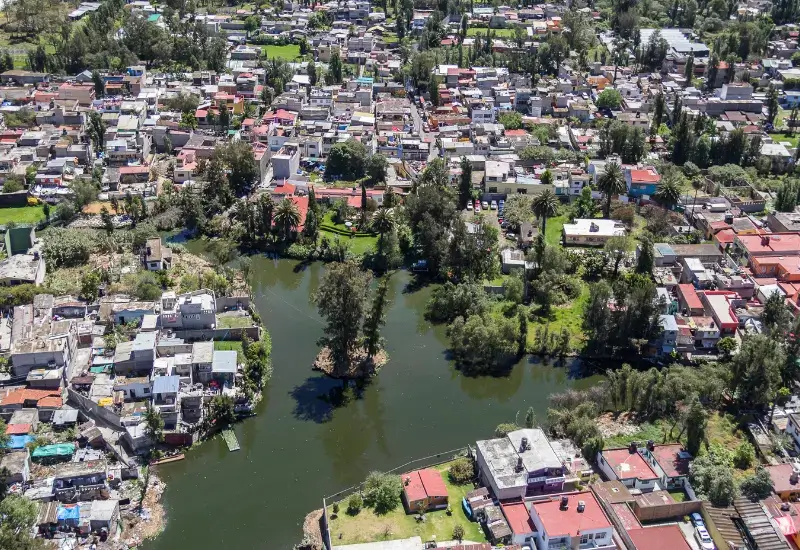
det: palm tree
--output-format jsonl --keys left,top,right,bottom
{"left": 655, "top": 178, "right": 682, "bottom": 210}
{"left": 273, "top": 198, "right": 301, "bottom": 241}
{"left": 598, "top": 161, "right": 625, "bottom": 219}
{"left": 531, "top": 189, "right": 560, "bottom": 236}
{"left": 371, "top": 208, "right": 396, "bottom": 257}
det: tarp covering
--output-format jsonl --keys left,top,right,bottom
{"left": 57, "top": 505, "right": 80, "bottom": 521}
{"left": 32, "top": 443, "right": 75, "bottom": 459}
{"left": 3, "top": 435, "right": 33, "bottom": 449}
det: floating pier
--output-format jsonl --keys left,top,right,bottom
{"left": 222, "top": 429, "right": 240, "bottom": 451}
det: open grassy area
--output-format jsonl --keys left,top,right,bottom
{"left": 216, "top": 314, "right": 255, "bottom": 329}
{"left": 544, "top": 215, "right": 567, "bottom": 246}
{"left": 214, "top": 341, "right": 243, "bottom": 353}
{"left": 319, "top": 211, "right": 378, "bottom": 255}
{"left": 526, "top": 280, "right": 589, "bottom": 349}
{"left": 466, "top": 27, "right": 518, "bottom": 38}
{"left": 0, "top": 205, "right": 45, "bottom": 225}
{"left": 327, "top": 461, "right": 485, "bottom": 545}
{"left": 769, "top": 133, "right": 799, "bottom": 148}
{"left": 257, "top": 43, "right": 301, "bottom": 61}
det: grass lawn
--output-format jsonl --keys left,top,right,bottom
{"left": 0, "top": 205, "right": 45, "bottom": 225}
{"left": 257, "top": 43, "right": 301, "bottom": 61}
{"left": 604, "top": 419, "right": 671, "bottom": 449}
{"left": 328, "top": 461, "right": 485, "bottom": 545}
{"left": 769, "top": 133, "right": 799, "bottom": 148}
{"left": 466, "top": 27, "right": 518, "bottom": 38}
{"left": 319, "top": 211, "right": 378, "bottom": 255}
{"left": 214, "top": 341, "right": 243, "bottom": 353}
{"left": 544, "top": 215, "right": 567, "bottom": 246}
{"left": 216, "top": 314, "right": 255, "bottom": 329}
{"left": 668, "top": 489, "right": 687, "bottom": 502}
{"left": 526, "top": 280, "right": 589, "bottom": 349}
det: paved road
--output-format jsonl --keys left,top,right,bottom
{"left": 409, "top": 103, "right": 440, "bottom": 161}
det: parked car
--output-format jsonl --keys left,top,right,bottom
{"left": 490, "top": 200, "right": 498, "bottom": 210}
{"left": 690, "top": 513, "right": 704, "bottom": 528}
{"left": 481, "top": 201, "right": 489, "bottom": 209}
{"left": 474, "top": 200, "right": 481, "bottom": 212}
{"left": 695, "top": 527, "right": 715, "bottom": 550}
{"left": 466, "top": 202, "right": 473, "bottom": 211}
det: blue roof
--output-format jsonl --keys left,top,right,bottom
{"left": 57, "top": 505, "right": 80, "bottom": 521}
{"left": 152, "top": 375, "right": 180, "bottom": 394}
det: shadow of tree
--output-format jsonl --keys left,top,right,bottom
{"left": 289, "top": 375, "right": 372, "bottom": 423}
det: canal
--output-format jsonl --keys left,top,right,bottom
{"left": 144, "top": 255, "right": 603, "bottom": 550}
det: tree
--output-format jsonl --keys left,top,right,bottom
{"left": 531, "top": 189, "right": 559, "bottom": 235}
{"left": 731, "top": 335, "right": 786, "bottom": 408}
{"left": 767, "top": 85, "right": 780, "bottom": 126}
{"left": 458, "top": 156, "right": 473, "bottom": 209}
{"left": 100, "top": 206, "right": 114, "bottom": 235}
{"left": 243, "top": 15, "right": 260, "bottom": 38}
{"left": 429, "top": 74, "right": 441, "bottom": 107}
{"left": 604, "top": 236, "right": 632, "bottom": 277}
{"left": 452, "top": 525, "right": 465, "bottom": 543}
{"left": 144, "top": 405, "right": 164, "bottom": 443}
{"left": 371, "top": 208, "right": 396, "bottom": 262}
{"left": 503, "top": 194, "right": 534, "bottom": 230}
{"left": 363, "top": 471, "right": 401, "bottom": 514}
{"left": 595, "top": 88, "right": 623, "bottom": 110}
{"left": 763, "top": 290, "right": 790, "bottom": 335}
{"left": 315, "top": 262, "right": 372, "bottom": 371}
{"left": 733, "top": 441, "right": 756, "bottom": 469}
{"left": 81, "top": 271, "right": 101, "bottom": 302}
{"left": 524, "top": 406, "right": 537, "bottom": 429}
{"left": 598, "top": 162, "right": 625, "bottom": 218}
{"left": 498, "top": 111, "right": 523, "bottom": 130}
{"left": 328, "top": 52, "right": 343, "bottom": 84}
{"left": 635, "top": 236, "right": 655, "bottom": 275}
{"left": 307, "top": 61, "right": 318, "bottom": 86}
{"left": 325, "top": 139, "right": 368, "bottom": 181}
{"left": 740, "top": 466, "right": 774, "bottom": 500}
{"left": 181, "top": 111, "right": 198, "bottom": 130}
{"left": 655, "top": 178, "right": 682, "bottom": 209}
{"left": 218, "top": 104, "right": 230, "bottom": 131}
{"left": 684, "top": 395, "right": 707, "bottom": 456}
{"left": 2, "top": 177, "right": 23, "bottom": 194}
{"left": 273, "top": 198, "right": 301, "bottom": 241}
{"left": 87, "top": 111, "right": 106, "bottom": 152}
{"left": 0, "top": 494, "right": 45, "bottom": 550}
{"left": 540, "top": 169, "right": 554, "bottom": 187}
{"left": 362, "top": 277, "right": 391, "bottom": 359}
{"left": 209, "top": 394, "right": 236, "bottom": 426}
{"left": 690, "top": 448, "right": 738, "bottom": 506}
{"left": 718, "top": 336, "right": 737, "bottom": 360}
{"left": 365, "top": 154, "right": 388, "bottom": 185}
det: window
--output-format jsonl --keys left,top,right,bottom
{"left": 143, "top": 388, "right": 150, "bottom": 394}
{"left": 580, "top": 535, "right": 588, "bottom": 544}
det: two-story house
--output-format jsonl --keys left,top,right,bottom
{"left": 529, "top": 492, "right": 615, "bottom": 550}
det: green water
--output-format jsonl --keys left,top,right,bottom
{"left": 144, "top": 254, "right": 602, "bottom": 550}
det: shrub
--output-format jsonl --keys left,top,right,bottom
{"left": 332, "top": 502, "right": 339, "bottom": 515}
{"left": 448, "top": 457, "right": 476, "bottom": 485}
{"left": 733, "top": 441, "right": 756, "bottom": 469}
{"left": 453, "top": 524, "right": 465, "bottom": 542}
{"left": 347, "top": 493, "right": 363, "bottom": 515}
{"left": 495, "top": 423, "right": 520, "bottom": 437}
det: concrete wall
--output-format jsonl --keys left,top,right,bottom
{"left": 67, "top": 388, "right": 123, "bottom": 429}
{"left": 632, "top": 499, "right": 702, "bottom": 521}
{"left": 216, "top": 295, "right": 251, "bottom": 312}
{"left": 173, "top": 326, "right": 261, "bottom": 341}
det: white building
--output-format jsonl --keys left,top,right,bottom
{"left": 562, "top": 219, "right": 626, "bottom": 246}
{"left": 529, "top": 491, "right": 615, "bottom": 550}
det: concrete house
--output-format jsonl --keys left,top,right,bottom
{"left": 597, "top": 442, "right": 661, "bottom": 491}
{"left": 529, "top": 492, "right": 615, "bottom": 550}
{"left": 401, "top": 468, "right": 448, "bottom": 513}
{"left": 143, "top": 238, "right": 172, "bottom": 271}
{"left": 192, "top": 341, "right": 214, "bottom": 383}
{"left": 113, "top": 332, "right": 156, "bottom": 376}
{"left": 160, "top": 290, "right": 216, "bottom": 330}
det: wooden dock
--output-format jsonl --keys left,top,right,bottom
{"left": 221, "top": 429, "right": 240, "bottom": 452}
{"left": 150, "top": 454, "right": 185, "bottom": 466}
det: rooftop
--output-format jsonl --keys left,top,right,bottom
{"left": 531, "top": 491, "right": 611, "bottom": 538}
{"left": 629, "top": 525, "right": 692, "bottom": 550}
{"left": 601, "top": 448, "right": 659, "bottom": 481}
{"left": 402, "top": 468, "right": 447, "bottom": 503}
{"left": 500, "top": 501, "right": 535, "bottom": 535}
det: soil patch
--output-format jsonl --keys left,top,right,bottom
{"left": 313, "top": 347, "right": 388, "bottom": 379}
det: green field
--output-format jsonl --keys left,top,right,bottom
{"left": 466, "top": 27, "right": 518, "bottom": 38}
{"left": 216, "top": 314, "right": 255, "bottom": 329}
{"left": 527, "top": 281, "right": 590, "bottom": 349}
{"left": 0, "top": 205, "right": 44, "bottom": 226}
{"left": 544, "top": 214, "right": 567, "bottom": 246}
{"left": 769, "top": 133, "right": 799, "bottom": 148}
{"left": 258, "top": 44, "right": 302, "bottom": 61}
{"left": 327, "top": 461, "right": 485, "bottom": 545}
{"left": 319, "top": 211, "right": 378, "bottom": 255}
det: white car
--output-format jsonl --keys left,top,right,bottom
{"left": 490, "top": 200, "right": 498, "bottom": 210}
{"left": 695, "top": 526, "right": 715, "bottom": 550}
{"left": 466, "top": 202, "right": 473, "bottom": 211}
{"left": 481, "top": 201, "right": 489, "bottom": 209}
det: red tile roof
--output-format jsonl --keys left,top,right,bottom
{"left": 504, "top": 129, "right": 527, "bottom": 136}
{"left": 403, "top": 468, "right": 448, "bottom": 503}
{"left": 738, "top": 233, "right": 800, "bottom": 255}
{"left": 629, "top": 525, "right": 692, "bottom": 550}
{"left": 531, "top": 492, "right": 611, "bottom": 538}
{"left": 0, "top": 388, "right": 61, "bottom": 407}
{"left": 766, "top": 463, "right": 800, "bottom": 495}
{"left": 601, "top": 448, "right": 659, "bottom": 481}
{"left": 651, "top": 444, "right": 690, "bottom": 478}
{"left": 677, "top": 284, "right": 704, "bottom": 311}
{"left": 6, "top": 423, "right": 31, "bottom": 435}
{"left": 629, "top": 169, "right": 660, "bottom": 184}
{"left": 38, "top": 396, "right": 63, "bottom": 408}
{"left": 290, "top": 195, "right": 308, "bottom": 232}
{"left": 611, "top": 502, "right": 641, "bottom": 530}
{"left": 501, "top": 502, "right": 535, "bottom": 535}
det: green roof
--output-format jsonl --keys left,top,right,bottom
{"left": 4, "top": 226, "right": 32, "bottom": 256}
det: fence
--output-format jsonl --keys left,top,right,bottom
{"left": 172, "top": 326, "right": 261, "bottom": 341}
{"left": 320, "top": 446, "right": 470, "bottom": 550}
{"left": 633, "top": 499, "right": 703, "bottom": 522}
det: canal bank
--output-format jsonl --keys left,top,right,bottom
{"left": 143, "top": 255, "right": 603, "bottom": 550}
